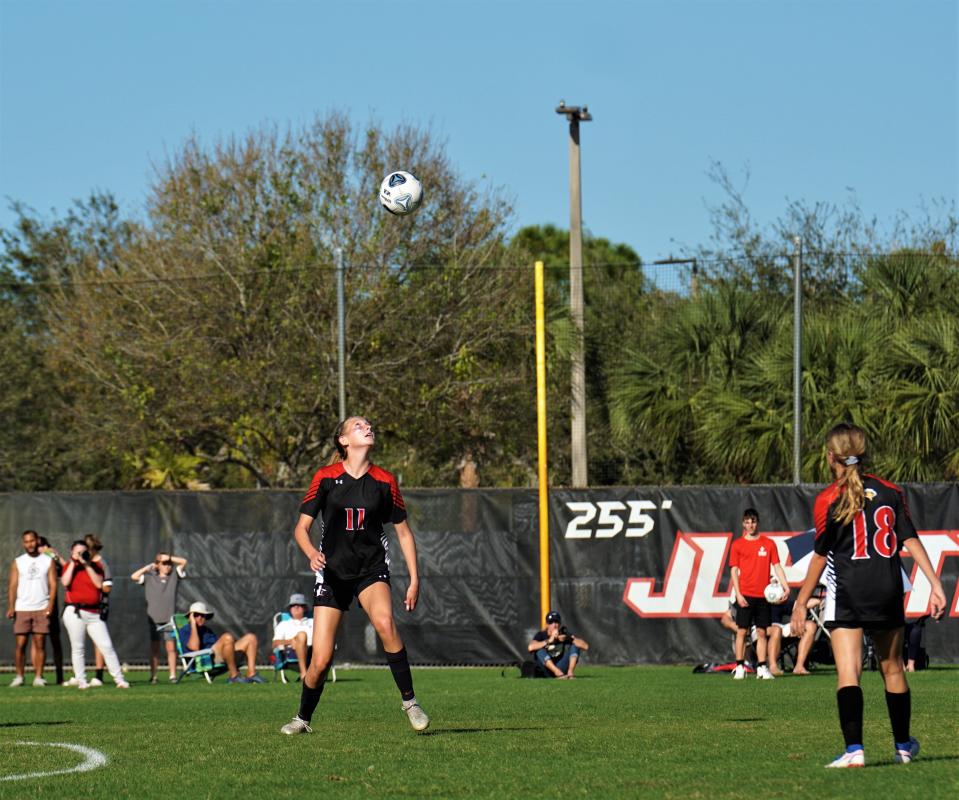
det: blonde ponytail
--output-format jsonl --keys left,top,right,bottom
{"left": 825, "top": 423, "right": 867, "bottom": 525}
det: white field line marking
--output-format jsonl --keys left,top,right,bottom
{"left": 1, "top": 741, "right": 108, "bottom": 781}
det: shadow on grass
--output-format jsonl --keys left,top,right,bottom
{"left": 865, "top": 754, "right": 959, "bottom": 768}
{"left": 0, "top": 721, "right": 72, "bottom": 729}
{"left": 724, "top": 718, "right": 764, "bottom": 723}
{"left": 422, "top": 726, "right": 544, "bottom": 736}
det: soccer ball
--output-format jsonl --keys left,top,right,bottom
{"left": 379, "top": 171, "right": 423, "bottom": 215}
{"left": 764, "top": 581, "right": 786, "bottom": 603}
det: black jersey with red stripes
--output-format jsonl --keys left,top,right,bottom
{"left": 299, "top": 462, "right": 407, "bottom": 581}
{"left": 813, "top": 474, "right": 918, "bottom": 625}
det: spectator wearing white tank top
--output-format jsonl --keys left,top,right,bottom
{"left": 6, "top": 530, "right": 57, "bottom": 687}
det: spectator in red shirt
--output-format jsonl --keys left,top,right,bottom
{"left": 728, "top": 508, "right": 789, "bottom": 680}
{"left": 61, "top": 540, "right": 128, "bottom": 690}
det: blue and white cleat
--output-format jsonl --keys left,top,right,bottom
{"left": 894, "top": 737, "right": 920, "bottom": 764}
{"left": 825, "top": 746, "right": 864, "bottom": 768}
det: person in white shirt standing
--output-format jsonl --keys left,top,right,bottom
{"left": 6, "top": 530, "right": 57, "bottom": 687}
{"left": 272, "top": 593, "right": 313, "bottom": 681}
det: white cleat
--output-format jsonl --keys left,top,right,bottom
{"left": 32, "top": 677, "right": 47, "bottom": 687}
{"left": 280, "top": 717, "right": 313, "bottom": 735}
{"left": 88, "top": 678, "right": 103, "bottom": 687}
{"left": 8, "top": 675, "right": 24, "bottom": 688}
{"left": 77, "top": 679, "right": 90, "bottom": 690}
{"left": 732, "top": 664, "right": 745, "bottom": 680}
{"left": 115, "top": 680, "right": 130, "bottom": 689}
{"left": 403, "top": 701, "right": 430, "bottom": 732}
{"left": 64, "top": 677, "right": 80, "bottom": 687}
{"left": 895, "top": 737, "right": 920, "bottom": 764}
{"left": 826, "top": 748, "right": 864, "bottom": 768}
{"left": 757, "top": 665, "right": 775, "bottom": 680}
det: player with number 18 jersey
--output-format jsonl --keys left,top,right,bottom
{"left": 813, "top": 474, "right": 917, "bottom": 628}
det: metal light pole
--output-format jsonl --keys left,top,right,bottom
{"left": 555, "top": 101, "right": 592, "bottom": 488}
{"left": 792, "top": 237, "right": 802, "bottom": 485}
{"left": 335, "top": 247, "right": 346, "bottom": 420}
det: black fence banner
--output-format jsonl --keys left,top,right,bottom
{"left": 2, "top": 484, "right": 957, "bottom": 668}
{"left": 548, "top": 484, "right": 959, "bottom": 664}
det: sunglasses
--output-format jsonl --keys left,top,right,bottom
{"left": 156, "top": 560, "right": 174, "bottom": 566}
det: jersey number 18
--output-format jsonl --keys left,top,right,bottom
{"left": 851, "top": 505, "right": 897, "bottom": 560}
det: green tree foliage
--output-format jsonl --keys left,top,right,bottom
{"left": 3, "top": 140, "right": 958, "bottom": 489}
{"left": 4, "top": 114, "right": 530, "bottom": 489}
{"left": 509, "top": 224, "right": 646, "bottom": 484}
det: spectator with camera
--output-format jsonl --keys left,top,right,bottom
{"left": 528, "top": 610, "right": 589, "bottom": 679}
{"left": 131, "top": 551, "right": 188, "bottom": 683}
{"left": 61, "top": 540, "right": 128, "bottom": 689}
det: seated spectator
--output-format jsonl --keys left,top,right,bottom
{"left": 178, "top": 601, "right": 264, "bottom": 684}
{"left": 272, "top": 593, "right": 313, "bottom": 681}
{"left": 527, "top": 610, "right": 589, "bottom": 679}
{"left": 720, "top": 594, "right": 756, "bottom": 666}
{"left": 766, "top": 592, "right": 822, "bottom": 676}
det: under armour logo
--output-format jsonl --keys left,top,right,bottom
{"left": 335, "top": 479, "right": 344, "bottom": 484}
{"left": 388, "top": 173, "right": 407, "bottom": 187}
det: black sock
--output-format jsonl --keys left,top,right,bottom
{"left": 297, "top": 676, "right": 325, "bottom": 723}
{"left": 736, "top": 659, "right": 744, "bottom": 666}
{"left": 885, "top": 689, "right": 911, "bottom": 743}
{"left": 95, "top": 668, "right": 104, "bottom": 681}
{"left": 836, "top": 686, "right": 864, "bottom": 747}
{"left": 385, "top": 647, "right": 415, "bottom": 701}
{"left": 758, "top": 661, "right": 767, "bottom": 668}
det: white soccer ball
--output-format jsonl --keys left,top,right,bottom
{"left": 379, "top": 170, "right": 423, "bottom": 215}
{"left": 764, "top": 581, "right": 786, "bottom": 604}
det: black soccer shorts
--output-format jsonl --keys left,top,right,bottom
{"left": 313, "top": 568, "right": 390, "bottom": 612}
{"left": 735, "top": 596, "right": 772, "bottom": 630}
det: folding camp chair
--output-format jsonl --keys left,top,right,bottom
{"left": 271, "top": 611, "right": 335, "bottom": 684}
{"left": 171, "top": 613, "right": 226, "bottom": 683}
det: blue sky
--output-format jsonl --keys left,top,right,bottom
{"left": 1, "top": 0, "right": 956, "bottom": 263}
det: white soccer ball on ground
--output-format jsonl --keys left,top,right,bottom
{"left": 764, "top": 581, "right": 786, "bottom": 603}
{"left": 379, "top": 171, "right": 423, "bottom": 215}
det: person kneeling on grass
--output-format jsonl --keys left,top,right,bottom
{"left": 528, "top": 611, "right": 589, "bottom": 679}
{"left": 178, "top": 601, "right": 264, "bottom": 684}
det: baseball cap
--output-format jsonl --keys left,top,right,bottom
{"left": 545, "top": 610, "right": 561, "bottom": 625}
{"left": 188, "top": 601, "right": 214, "bottom": 619}
{"left": 288, "top": 593, "right": 308, "bottom": 607}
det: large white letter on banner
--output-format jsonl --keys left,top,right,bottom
{"left": 623, "top": 533, "right": 732, "bottom": 617}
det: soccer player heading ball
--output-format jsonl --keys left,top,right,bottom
{"left": 791, "top": 423, "right": 947, "bottom": 768}
{"left": 280, "top": 416, "right": 429, "bottom": 735}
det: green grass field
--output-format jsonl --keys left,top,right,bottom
{"left": 2, "top": 665, "right": 958, "bottom": 799}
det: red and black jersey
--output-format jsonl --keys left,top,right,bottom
{"left": 813, "top": 474, "right": 917, "bottom": 625}
{"left": 299, "top": 462, "right": 407, "bottom": 581}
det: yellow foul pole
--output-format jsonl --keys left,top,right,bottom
{"left": 535, "top": 260, "right": 550, "bottom": 627}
